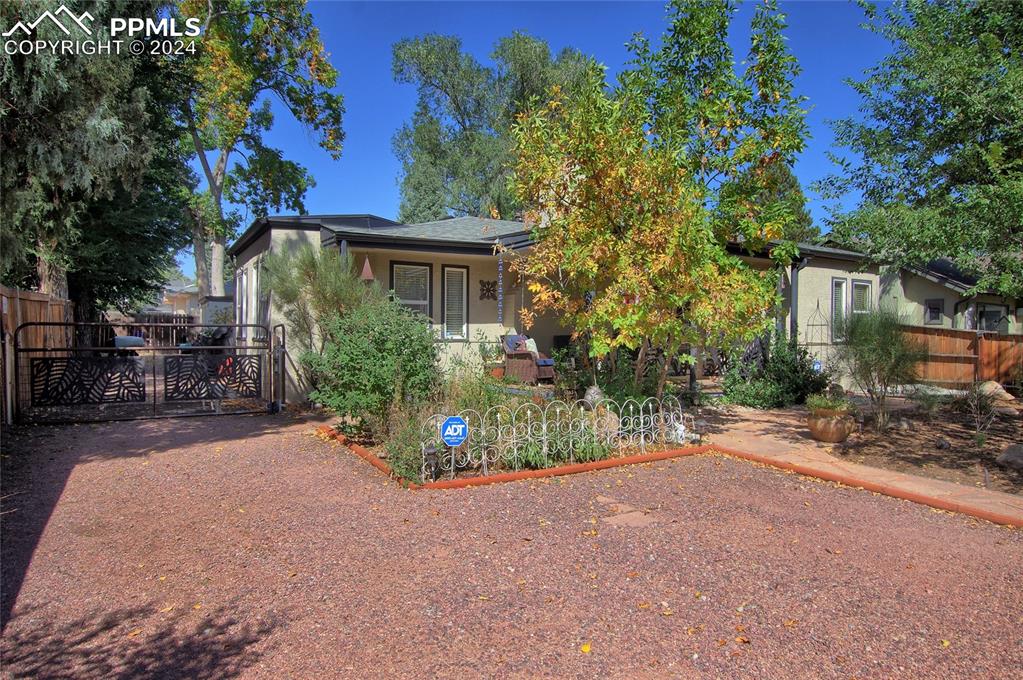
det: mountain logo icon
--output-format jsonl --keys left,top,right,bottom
{"left": 3, "top": 5, "right": 94, "bottom": 37}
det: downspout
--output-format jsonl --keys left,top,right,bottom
{"left": 790, "top": 256, "right": 811, "bottom": 341}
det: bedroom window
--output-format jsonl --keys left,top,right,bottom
{"left": 390, "top": 262, "right": 431, "bottom": 318}
{"left": 924, "top": 299, "right": 944, "bottom": 325}
{"left": 442, "top": 265, "right": 468, "bottom": 340}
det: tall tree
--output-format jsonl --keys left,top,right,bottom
{"left": 512, "top": 0, "right": 809, "bottom": 395}
{"left": 0, "top": 0, "right": 168, "bottom": 297}
{"left": 725, "top": 162, "right": 817, "bottom": 243}
{"left": 392, "top": 32, "right": 592, "bottom": 223}
{"left": 178, "top": 0, "right": 345, "bottom": 297}
{"left": 821, "top": 0, "right": 1023, "bottom": 297}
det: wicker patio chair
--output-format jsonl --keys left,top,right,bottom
{"left": 501, "top": 334, "right": 556, "bottom": 384}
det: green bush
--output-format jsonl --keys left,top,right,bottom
{"left": 384, "top": 403, "right": 435, "bottom": 484}
{"left": 303, "top": 297, "right": 439, "bottom": 436}
{"left": 832, "top": 308, "right": 927, "bottom": 430}
{"left": 723, "top": 331, "right": 830, "bottom": 408}
{"left": 805, "top": 393, "right": 853, "bottom": 414}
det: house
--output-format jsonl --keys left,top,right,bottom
{"left": 880, "top": 259, "right": 1021, "bottom": 334}
{"left": 142, "top": 278, "right": 200, "bottom": 317}
{"left": 228, "top": 213, "right": 888, "bottom": 400}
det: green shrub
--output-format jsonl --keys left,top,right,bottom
{"left": 805, "top": 393, "right": 853, "bottom": 414}
{"left": 832, "top": 308, "right": 927, "bottom": 430}
{"left": 303, "top": 297, "right": 439, "bottom": 437}
{"left": 384, "top": 403, "right": 436, "bottom": 484}
{"left": 723, "top": 331, "right": 830, "bottom": 408}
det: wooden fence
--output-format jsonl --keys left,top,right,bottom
{"left": 1, "top": 286, "right": 74, "bottom": 424}
{"left": 901, "top": 325, "right": 1023, "bottom": 387}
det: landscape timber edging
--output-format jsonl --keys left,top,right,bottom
{"left": 316, "top": 425, "right": 1022, "bottom": 527}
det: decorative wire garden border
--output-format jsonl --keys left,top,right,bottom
{"left": 419, "top": 396, "right": 698, "bottom": 481}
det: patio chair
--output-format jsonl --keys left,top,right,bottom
{"left": 501, "top": 334, "right": 556, "bottom": 384}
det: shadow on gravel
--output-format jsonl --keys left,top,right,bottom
{"left": 0, "top": 602, "right": 280, "bottom": 679}
{"left": 0, "top": 413, "right": 317, "bottom": 630}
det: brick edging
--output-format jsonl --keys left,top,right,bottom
{"left": 316, "top": 425, "right": 1021, "bottom": 527}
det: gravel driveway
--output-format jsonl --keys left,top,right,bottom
{"left": 2, "top": 414, "right": 1020, "bottom": 678}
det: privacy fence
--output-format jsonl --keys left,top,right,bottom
{"left": 1, "top": 286, "right": 74, "bottom": 424}
{"left": 419, "top": 396, "right": 698, "bottom": 482}
{"left": 901, "top": 325, "right": 1023, "bottom": 388}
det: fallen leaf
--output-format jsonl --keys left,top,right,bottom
{"left": 478, "top": 595, "right": 490, "bottom": 601}
{"left": 735, "top": 624, "right": 746, "bottom": 633}
{"left": 638, "top": 602, "right": 651, "bottom": 609}
{"left": 783, "top": 619, "right": 798, "bottom": 628}
{"left": 581, "top": 529, "right": 598, "bottom": 537}
{"left": 127, "top": 628, "right": 143, "bottom": 638}
{"left": 716, "top": 638, "right": 727, "bottom": 647}
{"left": 661, "top": 608, "right": 674, "bottom": 617}
{"left": 580, "top": 642, "right": 592, "bottom": 654}
{"left": 193, "top": 603, "right": 202, "bottom": 610}
{"left": 941, "top": 639, "right": 951, "bottom": 648}
{"left": 159, "top": 605, "right": 175, "bottom": 613}
{"left": 626, "top": 571, "right": 640, "bottom": 579}
{"left": 686, "top": 625, "right": 703, "bottom": 635}
{"left": 735, "top": 636, "right": 750, "bottom": 644}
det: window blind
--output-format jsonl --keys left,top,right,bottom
{"left": 443, "top": 267, "right": 467, "bottom": 339}
{"left": 831, "top": 279, "right": 846, "bottom": 340}
{"left": 851, "top": 281, "right": 871, "bottom": 314}
{"left": 393, "top": 264, "right": 430, "bottom": 316}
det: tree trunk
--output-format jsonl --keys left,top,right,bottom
{"left": 633, "top": 339, "right": 649, "bottom": 391}
{"left": 191, "top": 215, "right": 211, "bottom": 300}
{"left": 656, "top": 349, "right": 674, "bottom": 399}
{"left": 210, "top": 233, "right": 227, "bottom": 296}
{"left": 36, "top": 239, "right": 68, "bottom": 299}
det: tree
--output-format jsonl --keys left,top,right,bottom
{"left": 833, "top": 308, "right": 927, "bottom": 430}
{"left": 821, "top": 0, "right": 1023, "bottom": 298}
{"left": 511, "top": 0, "right": 809, "bottom": 396}
{"left": 729, "top": 162, "right": 817, "bottom": 243}
{"left": 0, "top": 0, "right": 171, "bottom": 297}
{"left": 392, "top": 32, "right": 592, "bottom": 223}
{"left": 178, "top": 0, "right": 345, "bottom": 297}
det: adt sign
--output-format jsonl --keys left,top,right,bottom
{"left": 441, "top": 416, "right": 468, "bottom": 447}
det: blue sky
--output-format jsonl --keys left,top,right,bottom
{"left": 191, "top": 1, "right": 893, "bottom": 271}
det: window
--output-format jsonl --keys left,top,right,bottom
{"left": 237, "top": 269, "right": 247, "bottom": 339}
{"left": 851, "top": 280, "right": 872, "bottom": 315}
{"left": 977, "top": 303, "right": 1009, "bottom": 333}
{"left": 442, "top": 265, "right": 469, "bottom": 340}
{"left": 390, "top": 262, "right": 431, "bottom": 318}
{"left": 924, "top": 299, "right": 944, "bottom": 325}
{"left": 831, "top": 278, "right": 847, "bottom": 341}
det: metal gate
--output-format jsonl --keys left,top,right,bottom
{"left": 13, "top": 321, "right": 285, "bottom": 423}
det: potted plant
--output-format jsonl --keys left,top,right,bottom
{"left": 805, "top": 393, "right": 856, "bottom": 443}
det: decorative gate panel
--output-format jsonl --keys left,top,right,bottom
{"left": 163, "top": 355, "right": 262, "bottom": 401}
{"left": 30, "top": 357, "right": 146, "bottom": 406}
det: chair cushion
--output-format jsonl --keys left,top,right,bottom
{"left": 504, "top": 334, "right": 528, "bottom": 352}
{"left": 536, "top": 358, "right": 555, "bottom": 367}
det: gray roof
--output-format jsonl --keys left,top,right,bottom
{"left": 230, "top": 212, "right": 867, "bottom": 261}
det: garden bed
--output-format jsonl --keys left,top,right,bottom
{"left": 835, "top": 405, "right": 1023, "bottom": 495}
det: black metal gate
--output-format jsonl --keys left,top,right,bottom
{"left": 13, "top": 321, "right": 285, "bottom": 423}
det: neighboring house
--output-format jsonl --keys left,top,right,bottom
{"left": 229, "top": 213, "right": 891, "bottom": 400}
{"left": 142, "top": 278, "right": 200, "bottom": 317}
{"left": 880, "top": 259, "right": 1021, "bottom": 335}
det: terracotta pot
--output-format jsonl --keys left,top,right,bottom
{"left": 487, "top": 363, "right": 505, "bottom": 379}
{"left": 807, "top": 409, "right": 855, "bottom": 443}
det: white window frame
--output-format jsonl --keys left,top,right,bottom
{"left": 441, "top": 265, "right": 469, "bottom": 340}
{"left": 851, "top": 279, "right": 872, "bottom": 315}
{"left": 831, "top": 277, "right": 847, "bottom": 342}
{"left": 237, "top": 269, "right": 247, "bottom": 339}
{"left": 390, "top": 262, "right": 432, "bottom": 319}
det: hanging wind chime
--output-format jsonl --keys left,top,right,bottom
{"left": 496, "top": 239, "right": 504, "bottom": 326}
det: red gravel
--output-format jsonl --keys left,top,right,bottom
{"left": 2, "top": 414, "right": 1021, "bottom": 678}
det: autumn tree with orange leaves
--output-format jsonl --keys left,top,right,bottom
{"left": 511, "top": 0, "right": 808, "bottom": 396}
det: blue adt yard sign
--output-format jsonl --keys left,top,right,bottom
{"left": 441, "top": 416, "right": 468, "bottom": 447}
